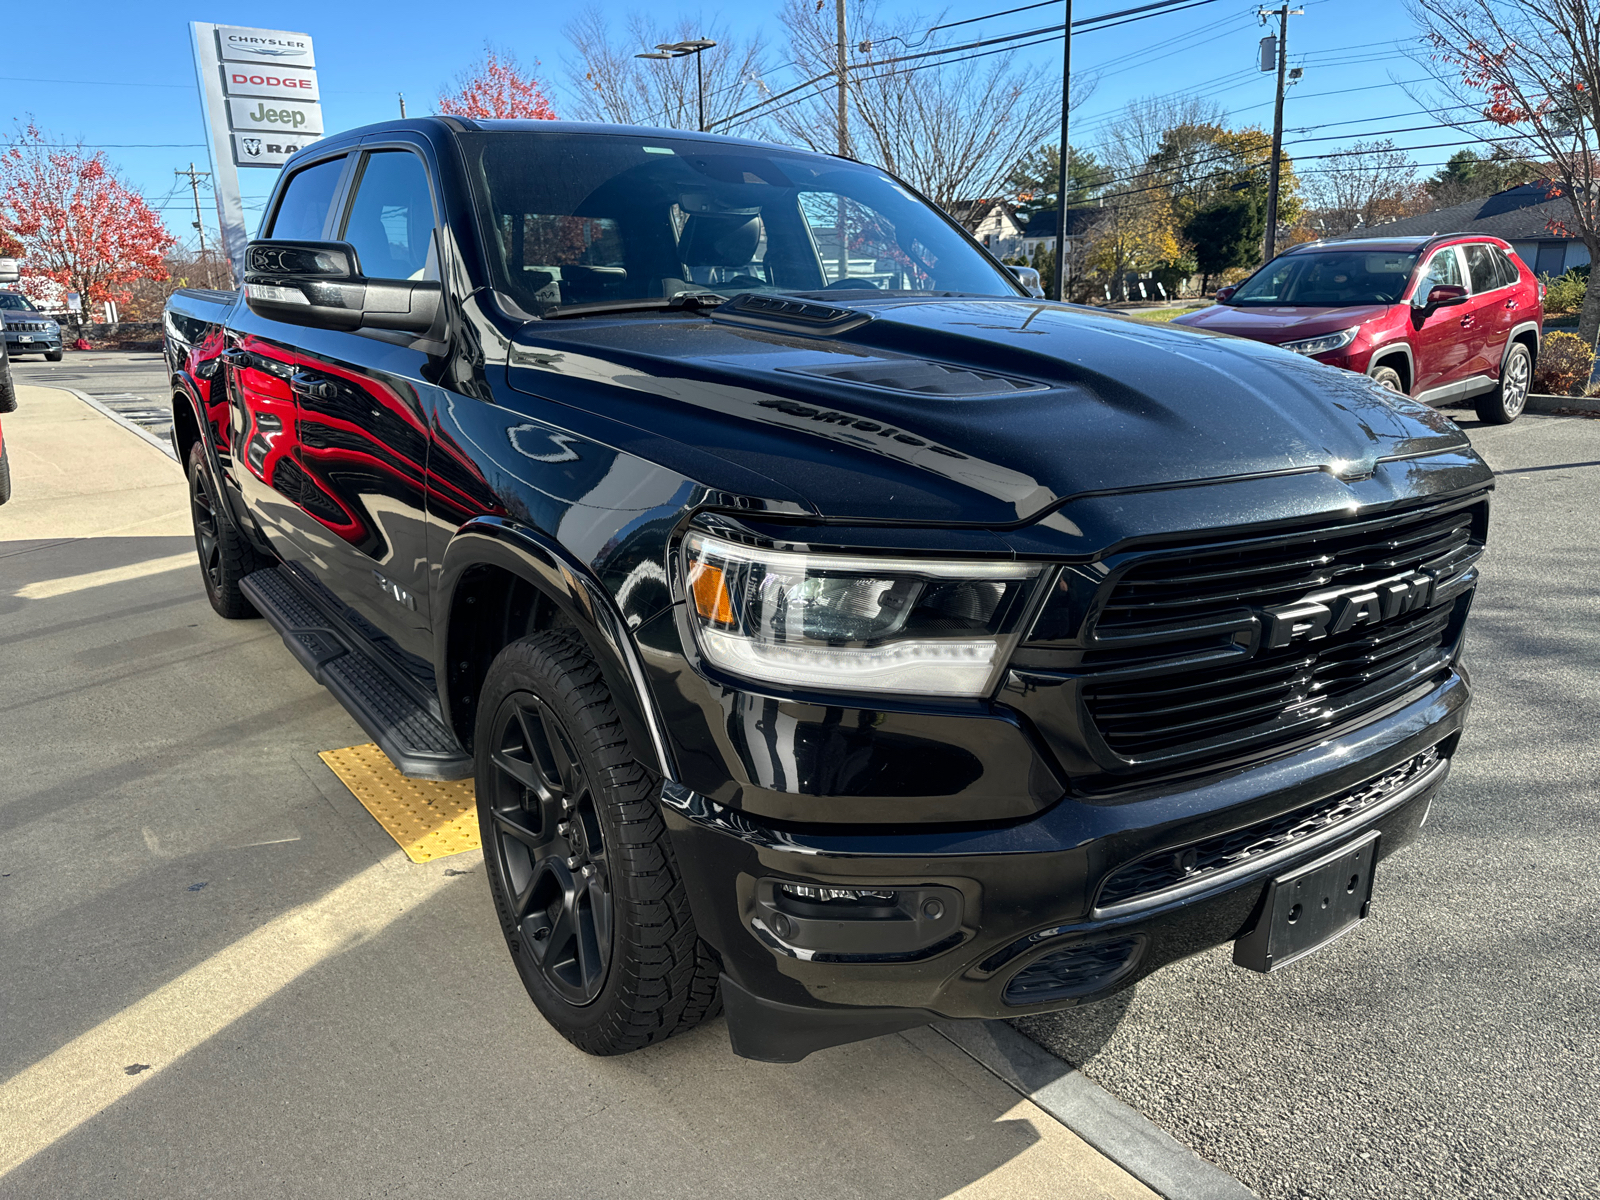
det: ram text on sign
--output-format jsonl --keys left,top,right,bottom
{"left": 222, "top": 64, "right": 320, "bottom": 103}
{"left": 231, "top": 133, "right": 320, "bottom": 168}
{"left": 216, "top": 25, "right": 316, "bottom": 68}
{"left": 227, "top": 96, "right": 324, "bottom": 135}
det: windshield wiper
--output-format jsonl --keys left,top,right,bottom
{"left": 543, "top": 291, "right": 730, "bottom": 320}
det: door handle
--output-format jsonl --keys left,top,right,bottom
{"left": 291, "top": 372, "right": 337, "bottom": 401}
{"left": 1504, "top": 299, "right": 1519, "bottom": 310}
{"left": 1460, "top": 316, "right": 1474, "bottom": 328}
{"left": 221, "top": 347, "right": 255, "bottom": 370}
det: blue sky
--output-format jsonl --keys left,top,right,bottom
{"left": 0, "top": 0, "right": 1455, "bottom": 254}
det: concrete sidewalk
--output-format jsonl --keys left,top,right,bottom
{"left": 0, "top": 387, "right": 1163, "bottom": 1199}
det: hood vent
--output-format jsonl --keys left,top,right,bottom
{"left": 783, "top": 358, "right": 1047, "bottom": 397}
{"left": 711, "top": 293, "right": 871, "bottom": 335}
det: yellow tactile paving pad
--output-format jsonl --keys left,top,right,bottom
{"left": 318, "top": 743, "right": 480, "bottom": 863}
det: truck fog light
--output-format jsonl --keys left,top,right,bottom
{"left": 778, "top": 883, "right": 898, "bottom": 906}
{"left": 754, "top": 878, "right": 966, "bottom": 962}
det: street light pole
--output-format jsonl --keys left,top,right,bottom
{"left": 636, "top": 40, "right": 718, "bottom": 132}
{"left": 1051, "top": 0, "right": 1073, "bottom": 302}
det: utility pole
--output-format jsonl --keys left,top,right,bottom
{"left": 836, "top": 0, "right": 849, "bottom": 156}
{"left": 1051, "top": 0, "right": 1074, "bottom": 301}
{"left": 1259, "top": 5, "right": 1302, "bottom": 261}
{"left": 176, "top": 163, "right": 213, "bottom": 290}
{"left": 399, "top": 93, "right": 407, "bottom": 118}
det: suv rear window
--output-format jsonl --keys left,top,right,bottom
{"left": 1463, "top": 243, "right": 1503, "bottom": 293}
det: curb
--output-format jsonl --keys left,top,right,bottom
{"left": 1526, "top": 393, "right": 1600, "bottom": 415}
{"left": 932, "top": 1020, "right": 1258, "bottom": 1200}
{"left": 60, "top": 386, "right": 177, "bottom": 461}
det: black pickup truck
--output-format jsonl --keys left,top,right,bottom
{"left": 164, "top": 117, "right": 1491, "bottom": 1062}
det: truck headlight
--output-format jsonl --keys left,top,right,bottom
{"left": 682, "top": 532, "right": 1042, "bottom": 697}
{"left": 1281, "top": 327, "right": 1359, "bottom": 356}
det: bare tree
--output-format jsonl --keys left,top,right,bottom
{"left": 1409, "top": 0, "right": 1600, "bottom": 344}
{"left": 1094, "top": 94, "right": 1227, "bottom": 187}
{"left": 1303, "top": 139, "right": 1428, "bottom": 235}
{"left": 563, "top": 12, "right": 768, "bottom": 132}
{"left": 766, "top": 0, "right": 1088, "bottom": 223}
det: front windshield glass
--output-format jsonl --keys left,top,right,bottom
{"left": 1229, "top": 249, "right": 1419, "bottom": 307}
{"left": 0, "top": 292, "right": 38, "bottom": 311}
{"left": 460, "top": 130, "right": 1020, "bottom": 314}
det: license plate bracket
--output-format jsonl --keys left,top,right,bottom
{"left": 1233, "top": 831, "right": 1379, "bottom": 973}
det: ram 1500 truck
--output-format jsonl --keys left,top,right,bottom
{"left": 164, "top": 118, "right": 1491, "bottom": 1062}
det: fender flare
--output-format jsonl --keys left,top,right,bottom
{"left": 1366, "top": 341, "right": 1414, "bottom": 388}
{"left": 1503, "top": 320, "right": 1540, "bottom": 369}
{"left": 436, "top": 517, "right": 677, "bottom": 781}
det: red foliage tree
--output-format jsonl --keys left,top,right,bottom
{"left": 0, "top": 123, "right": 175, "bottom": 321}
{"left": 438, "top": 49, "right": 558, "bottom": 120}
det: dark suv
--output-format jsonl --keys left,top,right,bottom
{"left": 164, "top": 118, "right": 1491, "bottom": 1062}
{"left": 1174, "top": 235, "right": 1543, "bottom": 423}
{"left": 0, "top": 290, "right": 64, "bottom": 361}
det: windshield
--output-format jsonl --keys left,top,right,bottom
{"left": 1229, "top": 250, "right": 1419, "bottom": 307}
{"left": 0, "top": 292, "right": 38, "bottom": 311}
{"left": 460, "top": 131, "right": 1020, "bottom": 314}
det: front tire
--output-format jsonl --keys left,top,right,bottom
{"left": 1370, "top": 365, "right": 1405, "bottom": 393}
{"left": 0, "top": 437, "right": 11, "bottom": 505}
{"left": 187, "top": 441, "right": 268, "bottom": 618}
{"left": 474, "top": 631, "right": 721, "bottom": 1055}
{"left": 1477, "top": 342, "right": 1531, "bottom": 424}
{"left": 45, "top": 349, "right": 63, "bottom": 362}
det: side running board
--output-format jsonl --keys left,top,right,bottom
{"left": 241, "top": 566, "right": 473, "bottom": 781}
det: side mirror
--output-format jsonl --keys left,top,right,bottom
{"left": 1214, "top": 285, "right": 1237, "bottom": 303}
{"left": 243, "top": 239, "right": 441, "bottom": 334}
{"left": 1007, "top": 264, "right": 1045, "bottom": 297}
{"left": 1417, "top": 283, "right": 1468, "bottom": 310}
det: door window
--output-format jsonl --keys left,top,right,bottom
{"left": 1462, "top": 243, "right": 1503, "bottom": 293}
{"left": 265, "top": 156, "right": 346, "bottom": 240}
{"left": 340, "top": 150, "right": 438, "bottom": 281}
{"left": 1416, "top": 247, "right": 1464, "bottom": 297}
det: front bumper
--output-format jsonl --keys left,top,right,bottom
{"left": 662, "top": 669, "right": 1468, "bottom": 1061}
{"left": 4, "top": 331, "right": 61, "bottom": 351}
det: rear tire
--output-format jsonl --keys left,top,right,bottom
{"left": 0, "top": 438, "right": 11, "bottom": 505}
{"left": 1370, "top": 365, "right": 1405, "bottom": 393}
{"left": 1477, "top": 342, "right": 1531, "bottom": 424}
{"left": 187, "top": 441, "right": 269, "bottom": 619}
{"left": 475, "top": 630, "right": 722, "bottom": 1055}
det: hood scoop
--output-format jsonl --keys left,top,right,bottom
{"left": 780, "top": 357, "right": 1047, "bottom": 397}
{"left": 711, "top": 292, "right": 871, "bottom": 335}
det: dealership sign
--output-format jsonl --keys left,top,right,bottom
{"left": 191, "top": 22, "right": 325, "bottom": 282}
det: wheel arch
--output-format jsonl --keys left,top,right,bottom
{"left": 1505, "top": 321, "right": 1540, "bottom": 369}
{"left": 1368, "top": 343, "right": 1414, "bottom": 394}
{"left": 437, "top": 518, "right": 675, "bottom": 780}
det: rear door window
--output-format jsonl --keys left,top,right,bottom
{"left": 339, "top": 150, "right": 439, "bottom": 281}
{"left": 266, "top": 156, "right": 346, "bottom": 240}
{"left": 1462, "top": 243, "right": 1503, "bottom": 293}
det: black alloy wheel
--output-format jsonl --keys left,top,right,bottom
{"left": 484, "top": 690, "right": 613, "bottom": 1005}
{"left": 186, "top": 441, "right": 267, "bottom": 619}
{"left": 474, "top": 631, "right": 722, "bottom": 1055}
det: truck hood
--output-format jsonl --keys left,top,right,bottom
{"left": 1172, "top": 302, "right": 1393, "bottom": 344}
{"left": 507, "top": 296, "right": 1471, "bottom": 528}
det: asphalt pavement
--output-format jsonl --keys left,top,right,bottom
{"left": 1020, "top": 407, "right": 1600, "bottom": 1200}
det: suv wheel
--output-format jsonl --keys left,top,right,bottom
{"left": 475, "top": 631, "right": 722, "bottom": 1055}
{"left": 187, "top": 441, "right": 269, "bottom": 618}
{"left": 1477, "top": 342, "right": 1532, "bottom": 424}
{"left": 45, "top": 348, "right": 63, "bottom": 362}
{"left": 0, "top": 437, "right": 11, "bottom": 505}
{"left": 1370, "top": 365, "right": 1405, "bottom": 393}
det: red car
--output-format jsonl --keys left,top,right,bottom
{"left": 1173, "top": 234, "right": 1544, "bottom": 423}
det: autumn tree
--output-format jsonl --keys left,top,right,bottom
{"left": 1085, "top": 197, "right": 1181, "bottom": 299}
{"left": 0, "top": 123, "right": 174, "bottom": 323}
{"left": 1410, "top": 0, "right": 1600, "bottom": 344}
{"left": 769, "top": 0, "right": 1087, "bottom": 222}
{"left": 1304, "top": 139, "right": 1429, "bottom": 234}
{"left": 439, "top": 47, "right": 558, "bottom": 119}
{"left": 564, "top": 14, "right": 767, "bottom": 131}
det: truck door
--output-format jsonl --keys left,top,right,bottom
{"left": 1409, "top": 246, "right": 1470, "bottom": 397}
{"left": 285, "top": 143, "right": 443, "bottom": 665}
{"left": 222, "top": 153, "right": 349, "bottom": 561}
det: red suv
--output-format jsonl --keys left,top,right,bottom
{"left": 1173, "top": 235, "right": 1544, "bottom": 423}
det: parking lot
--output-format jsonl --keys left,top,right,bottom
{"left": 2, "top": 355, "right": 1597, "bottom": 1199}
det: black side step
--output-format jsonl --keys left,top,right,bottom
{"left": 241, "top": 566, "right": 473, "bottom": 781}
